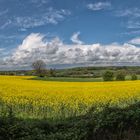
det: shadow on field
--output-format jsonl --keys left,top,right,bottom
{"left": 28, "top": 76, "right": 103, "bottom": 82}
{"left": 0, "top": 101, "right": 140, "bottom": 140}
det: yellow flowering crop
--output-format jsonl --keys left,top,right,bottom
{"left": 0, "top": 76, "right": 140, "bottom": 119}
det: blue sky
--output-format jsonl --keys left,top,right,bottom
{"left": 1, "top": 0, "right": 140, "bottom": 69}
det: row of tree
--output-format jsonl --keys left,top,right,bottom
{"left": 103, "top": 71, "right": 137, "bottom": 81}
{"left": 32, "top": 60, "right": 139, "bottom": 81}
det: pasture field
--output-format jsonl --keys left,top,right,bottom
{"left": 0, "top": 76, "right": 140, "bottom": 119}
{"left": 33, "top": 75, "right": 140, "bottom": 82}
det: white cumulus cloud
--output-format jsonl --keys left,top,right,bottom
{"left": 71, "top": 32, "right": 84, "bottom": 45}
{"left": 129, "top": 37, "right": 140, "bottom": 45}
{"left": 1, "top": 33, "right": 140, "bottom": 69}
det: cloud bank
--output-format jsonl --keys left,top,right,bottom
{"left": 1, "top": 33, "right": 140, "bottom": 69}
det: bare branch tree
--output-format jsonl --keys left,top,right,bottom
{"left": 32, "top": 60, "right": 46, "bottom": 77}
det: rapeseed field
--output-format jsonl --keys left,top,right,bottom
{"left": 0, "top": 76, "right": 140, "bottom": 119}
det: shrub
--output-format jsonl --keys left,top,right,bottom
{"left": 116, "top": 71, "right": 126, "bottom": 81}
{"left": 0, "top": 101, "right": 140, "bottom": 140}
{"left": 103, "top": 71, "right": 114, "bottom": 81}
{"left": 131, "top": 74, "right": 138, "bottom": 80}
